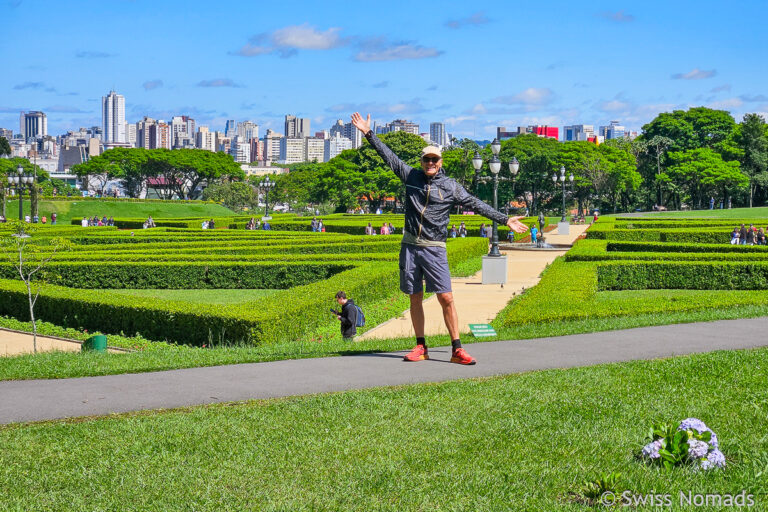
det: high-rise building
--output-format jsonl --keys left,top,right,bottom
{"left": 102, "top": 90, "right": 126, "bottom": 143}
{"left": 149, "top": 120, "right": 171, "bottom": 149}
{"left": 563, "top": 124, "right": 595, "bottom": 142}
{"left": 429, "top": 122, "right": 449, "bottom": 146}
{"left": 125, "top": 122, "right": 137, "bottom": 147}
{"left": 196, "top": 126, "right": 216, "bottom": 152}
{"left": 263, "top": 130, "right": 283, "bottom": 162}
{"left": 305, "top": 137, "right": 325, "bottom": 162}
{"left": 0, "top": 127, "right": 13, "bottom": 140}
{"left": 324, "top": 133, "right": 353, "bottom": 162}
{"left": 279, "top": 137, "right": 306, "bottom": 164}
{"left": 329, "top": 119, "right": 362, "bottom": 148}
{"left": 250, "top": 138, "right": 263, "bottom": 162}
{"left": 236, "top": 121, "right": 259, "bottom": 141}
{"left": 171, "top": 116, "right": 196, "bottom": 148}
{"left": 136, "top": 117, "right": 156, "bottom": 148}
{"left": 284, "top": 115, "right": 310, "bottom": 138}
{"left": 224, "top": 120, "right": 237, "bottom": 138}
{"left": 382, "top": 119, "right": 419, "bottom": 135}
{"left": 229, "top": 136, "right": 251, "bottom": 163}
{"left": 19, "top": 111, "right": 48, "bottom": 140}
{"left": 599, "top": 121, "right": 625, "bottom": 140}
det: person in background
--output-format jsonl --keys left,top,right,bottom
{"left": 458, "top": 222, "right": 467, "bottom": 238}
{"left": 479, "top": 223, "right": 487, "bottom": 238}
{"left": 388, "top": 222, "right": 395, "bottom": 234}
{"left": 730, "top": 227, "right": 740, "bottom": 245}
{"left": 333, "top": 291, "right": 358, "bottom": 341}
{"left": 51, "top": 212, "right": 57, "bottom": 225}
{"left": 365, "top": 222, "right": 374, "bottom": 235}
{"left": 208, "top": 218, "right": 215, "bottom": 229}
{"left": 531, "top": 224, "right": 538, "bottom": 245}
{"left": 310, "top": 217, "right": 318, "bottom": 232}
{"left": 41, "top": 215, "right": 47, "bottom": 224}
{"left": 449, "top": 224, "right": 457, "bottom": 238}
{"left": 747, "top": 224, "right": 756, "bottom": 245}
{"left": 318, "top": 219, "right": 325, "bottom": 232}
{"left": 756, "top": 227, "right": 765, "bottom": 246}
{"left": 263, "top": 219, "right": 271, "bottom": 230}
{"left": 81, "top": 217, "right": 88, "bottom": 228}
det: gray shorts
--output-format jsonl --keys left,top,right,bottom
{"left": 399, "top": 244, "right": 452, "bottom": 295}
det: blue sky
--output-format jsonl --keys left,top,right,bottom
{"left": 2, "top": 0, "right": 767, "bottom": 139}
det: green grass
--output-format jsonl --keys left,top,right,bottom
{"left": 1, "top": 347, "right": 766, "bottom": 511}
{"left": 637, "top": 206, "right": 768, "bottom": 219}
{"left": 5, "top": 199, "right": 236, "bottom": 220}
{"left": 102, "top": 288, "right": 282, "bottom": 304}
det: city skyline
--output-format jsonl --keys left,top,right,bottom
{"left": 2, "top": 0, "right": 767, "bottom": 138}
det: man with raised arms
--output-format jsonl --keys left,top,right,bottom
{"left": 351, "top": 112, "right": 528, "bottom": 364}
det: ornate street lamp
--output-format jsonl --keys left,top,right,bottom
{"left": 8, "top": 165, "right": 34, "bottom": 221}
{"left": 551, "top": 165, "right": 574, "bottom": 223}
{"left": 472, "top": 139, "right": 521, "bottom": 258}
{"left": 259, "top": 176, "right": 276, "bottom": 219}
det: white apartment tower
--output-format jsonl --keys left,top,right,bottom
{"left": 284, "top": 115, "right": 310, "bottom": 138}
{"left": 102, "top": 90, "right": 126, "bottom": 143}
{"left": 196, "top": 126, "right": 216, "bottom": 152}
{"left": 19, "top": 111, "right": 48, "bottom": 140}
{"left": 237, "top": 121, "right": 259, "bottom": 141}
{"left": 429, "top": 122, "right": 449, "bottom": 146}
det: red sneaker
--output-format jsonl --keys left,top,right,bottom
{"left": 450, "top": 348, "right": 476, "bottom": 365}
{"left": 403, "top": 345, "right": 428, "bottom": 361}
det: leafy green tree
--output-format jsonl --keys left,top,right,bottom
{"left": 737, "top": 113, "right": 768, "bottom": 207}
{"left": 147, "top": 149, "right": 244, "bottom": 199}
{"left": 91, "top": 147, "right": 152, "bottom": 198}
{"left": 442, "top": 138, "right": 480, "bottom": 191}
{"left": 497, "top": 135, "right": 561, "bottom": 214}
{"left": 0, "top": 136, "right": 11, "bottom": 157}
{"left": 642, "top": 107, "right": 737, "bottom": 153}
{"left": 354, "top": 131, "right": 426, "bottom": 210}
{"left": 202, "top": 181, "right": 257, "bottom": 212}
{"left": 0, "top": 158, "right": 49, "bottom": 219}
{"left": 666, "top": 148, "right": 747, "bottom": 209}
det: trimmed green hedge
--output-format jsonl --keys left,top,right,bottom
{"left": 597, "top": 261, "right": 768, "bottom": 290}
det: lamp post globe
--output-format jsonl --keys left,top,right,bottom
{"left": 509, "top": 157, "right": 519, "bottom": 175}
{"left": 471, "top": 151, "right": 483, "bottom": 171}
{"left": 490, "top": 138, "right": 501, "bottom": 156}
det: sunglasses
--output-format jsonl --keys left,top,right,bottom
{"left": 422, "top": 156, "right": 441, "bottom": 163}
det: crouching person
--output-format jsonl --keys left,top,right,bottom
{"left": 335, "top": 291, "right": 357, "bottom": 341}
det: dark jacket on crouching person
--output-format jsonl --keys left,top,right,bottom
{"left": 364, "top": 132, "right": 508, "bottom": 242}
{"left": 339, "top": 299, "right": 358, "bottom": 339}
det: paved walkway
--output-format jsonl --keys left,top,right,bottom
{"left": 2, "top": 317, "right": 767, "bottom": 425}
{"left": 358, "top": 224, "right": 589, "bottom": 340}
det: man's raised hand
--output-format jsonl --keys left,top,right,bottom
{"left": 351, "top": 112, "right": 371, "bottom": 134}
{"left": 507, "top": 216, "right": 529, "bottom": 234}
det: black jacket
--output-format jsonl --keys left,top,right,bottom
{"left": 339, "top": 299, "right": 357, "bottom": 338}
{"left": 365, "top": 132, "right": 508, "bottom": 242}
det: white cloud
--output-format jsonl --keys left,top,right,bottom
{"left": 599, "top": 10, "right": 635, "bottom": 22}
{"left": 196, "top": 78, "right": 243, "bottom": 88}
{"left": 143, "top": 80, "right": 163, "bottom": 91}
{"left": 710, "top": 84, "right": 731, "bottom": 93}
{"left": 445, "top": 12, "right": 490, "bottom": 29}
{"left": 326, "top": 99, "right": 427, "bottom": 115}
{"left": 444, "top": 115, "right": 476, "bottom": 125}
{"left": 491, "top": 88, "right": 554, "bottom": 106}
{"left": 706, "top": 98, "right": 743, "bottom": 110}
{"left": 354, "top": 43, "right": 442, "bottom": 62}
{"left": 271, "top": 24, "right": 344, "bottom": 50}
{"left": 471, "top": 103, "right": 487, "bottom": 115}
{"left": 671, "top": 68, "right": 717, "bottom": 80}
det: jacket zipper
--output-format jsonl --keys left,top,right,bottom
{"left": 418, "top": 184, "right": 431, "bottom": 239}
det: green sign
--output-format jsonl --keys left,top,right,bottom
{"left": 469, "top": 323, "right": 497, "bottom": 337}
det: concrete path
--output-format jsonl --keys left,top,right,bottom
{"left": 358, "top": 224, "right": 590, "bottom": 340}
{"left": 2, "top": 316, "right": 767, "bottom": 425}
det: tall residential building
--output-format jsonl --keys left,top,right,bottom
{"left": 19, "top": 111, "right": 48, "bottom": 140}
{"left": 382, "top": 119, "right": 419, "bottom": 135}
{"left": 125, "top": 122, "right": 137, "bottom": 147}
{"left": 149, "top": 120, "right": 171, "bottom": 149}
{"left": 250, "top": 138, "right": 263, "bottom": 162}
{"left": 236, "top": 121, "right": 259, "bottom": 141}
{"left": 196, "top": 126, "right": 216, "bottom": 152}
{"left": 284, "top": 115, "right": 310, "bottom": 138}
{"left": 429, "top": 122, "right": 449, "bottom": 146}
{"left": 229, "top": 136, "right": 251, "bottom": 163}
{"left": 263, "top": 129, "right": 283, "bottom": 162}
{"left": 224, "top": 120, "right": 237, "bottom": 138}
{"left": 497, "top": 125, "right": 558, "bottom": 140}
{"left": 102, "top": 90, "right": 126, "bottom": 143}
{"left": 171, "top": 116, "right": 196, "bottom": 148}
{"left": 0, "top": 127, "right": 13, "bottom": 139}
{"left": 599, "top": 121, "right": 626, "bottom": 140}
{"left": 563, "top": 124, "right": 595, "bottom": 142}
{"left": 279, "top": 137, "right": 306, "bottom": 164}
{"left": 136, "top": 117, "right": 156, "bottom": 148}
{"left": 329, "top": 119, "right": 362, "bottom": 148}
{"left": 324, "top": 133, "right": 353, "bottom": 162}
{"left": 305, "top": 137, "right": 325, "bottom": 162}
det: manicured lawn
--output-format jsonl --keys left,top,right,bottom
{"left": 636, "top": 206, "right": 768, "bottom": 219}
{"left": 5, "top": 199, "right": 236, "bottom": 220}
{"left": 1, "top": 347, "right": 765, "bottom": 511}
{"left": 103, "top": 288, "right": 282, "bottom": 304}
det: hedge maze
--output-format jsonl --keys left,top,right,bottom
{"left": 493, "top": 216, "right": 768, "bottom": 329}
{"left": 0, "top": 218, "right": 490, "bottom": 347}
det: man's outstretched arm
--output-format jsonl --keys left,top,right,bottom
{"left": 351, "top": 112, "right": 412, "bottom": 182}
{"left": 454, "top": 183, "right": 529, "bottom": 234}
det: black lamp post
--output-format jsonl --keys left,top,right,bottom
{"left": 552, "top": 165, "right": 574, "bottom": 223}
{"left": 8, "top": 165, "right": 34, "bottom": 221}
{"left": 259, "top": 176, "right": 276, "bottom": 219}
{"left": 472, "top": 139, "right": 520, "bottom": 257}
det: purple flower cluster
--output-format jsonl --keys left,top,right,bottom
{"left": 640, "top": 418, "right": 725, "bottom": 470}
